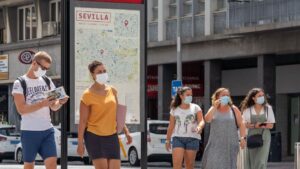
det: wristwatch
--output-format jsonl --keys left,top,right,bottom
{"left": 165, "top": 140, "right": 170, "bottom": 144}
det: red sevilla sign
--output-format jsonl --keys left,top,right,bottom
{"left": 80, "top": 0, "right": 143, "bottom": 4}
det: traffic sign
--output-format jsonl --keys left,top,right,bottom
{"left": 172, "top": 80, "right": 183, "bottom": 97}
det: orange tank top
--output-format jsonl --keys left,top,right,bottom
{"left": 81, "top": 86, "right": 117, "bottom": 136}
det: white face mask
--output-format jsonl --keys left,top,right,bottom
{"left": 96, "top": 73, "right": 109, "bottom": 84}
{"left": 34, "top": 66, "right": 47, "bottom": 78}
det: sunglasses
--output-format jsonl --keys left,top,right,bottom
{"left": 36, "top": 61, "right": 50, "bottom": 71}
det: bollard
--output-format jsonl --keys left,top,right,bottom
{"left": 295, "top": 142, "right": 300, "bottom": 169}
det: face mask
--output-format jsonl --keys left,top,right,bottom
{"left": 96, "top": 73, "right": 109, "bottom": 84}
{"left": 256, "top": 96, "right": 265, "bottom": 105}
{"left": 220, "top": 96, "right": 230, "bottom": 106}
{"left": 183, "top": 96, "right": 193, "bottom": 104}
{"left": 34, "top": 66, "right": 47, "bottom": 78}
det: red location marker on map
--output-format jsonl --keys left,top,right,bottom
{"left": 124, "top": 20, "right": 129, "bottom": 27}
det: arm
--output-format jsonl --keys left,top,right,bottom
{"left": 123, "top": 125, "right": 132, "bottom": 144}
{"left": 233, "top": 106, "right": 247, "bottom": 149}
{"left": 166, "top": 115, "right": 176, "bottom": 142}
{"left": 78, "top": 101, "right": 90, "bottom": 145}
{"left": 13, "top": 93, "right": 54, "bottom": 115}
{"left": 165, "top": 115, "right": 176, "bottom": 151}
{"left": 233, "top": 106, "right": 246, "bottom": 138}
{"left": 196, "top": 110, "right": 205, "bottom": 132}
{"left": 244, "top": 122, "right": 255, "bottom": 129}
{"left": 205, "top": 106, "right": 217, "bottom": 123}
{"left": 205, "top": 99, "right": 220, "bottom": 123}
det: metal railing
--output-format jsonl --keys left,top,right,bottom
{"left": 229, "top": 0, "right": 300, "bottom": 29}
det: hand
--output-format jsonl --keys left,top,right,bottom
{"left": 59, "top": 96, "right": 69, "bottom": 105}
{"left": 246, "top": 123, "right": 255, "bottom": 129}
{"left": 125, "top": 134, "right": 132, "bottom": 145}
{"left": 40, "top": 97, "right": 56, "bottom": 107}
{"left": 77, "top": 142, "right": 85, "bottom": 158}
{"left": 165, "top": 141, "right": 171, "bottom": 152}
{"left": 255, "top": 122, "right": 262, "bottom": 128}
{"left": 240, "top": 139, "right": 246, "bottom": 149}
{"left": 213, "top": 99, "right": 221, "bottom": 109}
{"left": 195, "top": 126, "right": 203, "bottom": 134}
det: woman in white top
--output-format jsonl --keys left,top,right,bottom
{"left": 241, "top": 88, "right": 276, "bottom": 169}
{"left": 165, "top": 86, "right": 205, "bottom": 169}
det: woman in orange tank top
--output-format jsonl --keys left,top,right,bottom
{"left": 77, "top": 60, "right": 132, "bottom": 169}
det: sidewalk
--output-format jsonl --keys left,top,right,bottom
{"left": 0, "top": 162, "right": 294, "bottom": 169}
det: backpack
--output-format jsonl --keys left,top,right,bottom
{"left": 15, "top": 75, "right": 51, "bottom": 119}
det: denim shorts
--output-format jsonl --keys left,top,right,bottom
{"left": 21, "top": 128, "right": 57, "bottom": 163}
{"left": 172, "top": 137, "right": 200, "bottom": 151}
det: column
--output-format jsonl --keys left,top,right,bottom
{"left": 257, "top": 55, "right": 276, "bottom": 113}
{"left": 157, "top": 64, "right": 175, "bottom": 120}
{"left": 157, "top": 0, "right": 169, "bottom": 41}
{"left": 203, "top": 60, "right": 222, "bottom": 145}
{"left": 205, "top": 0, "right": 217, "bottom": 35}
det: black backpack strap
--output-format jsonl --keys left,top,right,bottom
{"left": 231, "top": 106, "right": 239, "bottom": 129}
{"left": 42, "top": 75, "right": 51, "bottom": 90}
{"left": 17, "top": 76, "right": 27, "bottom": 101}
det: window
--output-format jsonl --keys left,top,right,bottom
{"left": 18, "top": 5, "right": 37, "bottom": 41}
{"left": 169, "top": 0, "right": 177, "bottom": 18}
{"left": 152, "top": 0, "right": 158, "bottom": 21}
{"left": 0, "top": 29, "right": 3, "bottom": 44}
{"left": 183, "top": 0, "right": 192, "bottom": 16}
{"left": 50, "top": 0, "right": 61, "bottom": 34}
{"left": 149, "top": 123, "right": 168, "bottom": 135}
{"left": 197, "top": 0, "right": 205, "bottom": 14}
{"left": 216, "top": 0, "right": 226, "bottom": 11}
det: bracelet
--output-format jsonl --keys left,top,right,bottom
{"left": 165, "top": 140, "right": 170, "bottom": 144}
{"left": 240, "top": 136, "right": 246, "bottom": 140}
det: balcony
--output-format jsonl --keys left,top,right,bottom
{"left": 229, "top": 0, "right": 300, "bottom": 30}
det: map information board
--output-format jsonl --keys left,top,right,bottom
{"left": 74, "top": 7, "right": 140, "bottom": 124}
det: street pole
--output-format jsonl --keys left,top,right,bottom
{"left": 141, "top": 0, "right": 148, "bottom": 169}
{"left": 177, "top": 0, "right": 182, "bottom": 81}
{"left": 61, "top": 0, "right": 69, "bottom": 168}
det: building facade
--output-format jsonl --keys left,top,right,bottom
{"left": 146, "top": 0, "right": 300, "bottom": 161}
{"left": 0, "top": 0, "right": 62, "bottom": 127}
{"left": 0, "top": 0, "right": 300, "bottom": 160}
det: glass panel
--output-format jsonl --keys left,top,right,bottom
{"left": 184, "top": 4, "right": 192, "bottom": 15}
{"left": 290, "top": 97, "right": 300, "bottom": 155}
{"left": 217, "top": 0, "right": 225, "bottom": 10}
{"left": 51, "top": 2, "right": 56, "bottom": 22}
{"left": 149, "top": 123, "right": 168, "bottom": 134}
{"left": 198, "top": 0, "right": 205, "bottom": 14}
{"left": 25, "top": 8, "right": 30, "bottom": 39}
{"left": 0, "top": 29, "right": 3, "bottom": 44}
{"left": 18, "top": 9, "right": 24, "bottom": 40}
{"left": 58, "top": 1, "right": 61, "bottom": 34}
{"left": 32, "top": 6, "right": 37, "bottom": 39}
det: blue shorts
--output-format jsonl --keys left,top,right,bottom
{"left": 21, "top": 128, "right": 57, "bottom": 163}
{"left": 172, "top": 137, "right": 200, "bottom": 151}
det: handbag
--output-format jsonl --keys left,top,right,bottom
{"left": 247, "top": 130, "right": 264, "bottom": 149}
{"left": 246, "top": 106, "right": 268, "bottom": 149}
